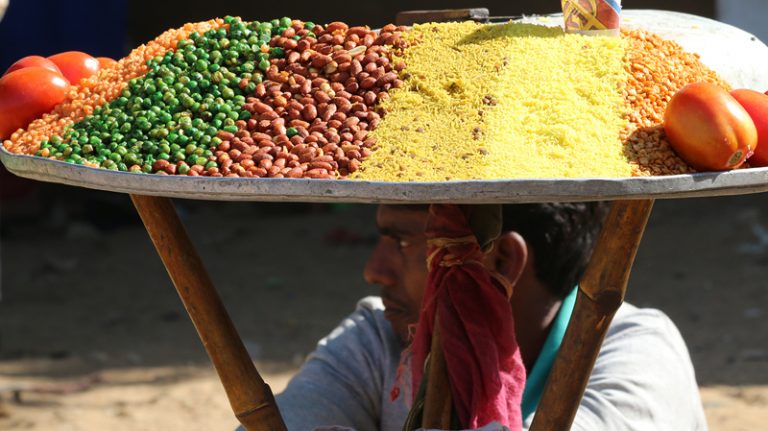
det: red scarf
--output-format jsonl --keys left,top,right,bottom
{"left": 410, "top": 204, "right": 526, "bottom": 429}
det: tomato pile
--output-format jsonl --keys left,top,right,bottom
{"left": 663, "top": 83, "right": 768, "bottom": 170}
{"left": 0, "top": 51, "right": 115, "bottom": 139}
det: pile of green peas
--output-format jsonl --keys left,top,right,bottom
{"left": 36, "top": 15, "right": 311, "bottom": 174}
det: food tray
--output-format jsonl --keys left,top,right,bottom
{"left": 2, "top": 10, "right": 768, "bottom": 204}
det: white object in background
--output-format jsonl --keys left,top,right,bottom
{"left": 0, "top": 0, "right": 7, "bottom": 22}
{"left": 521, "top": 10, "right": 768, "bottom": 92}
{"left": 717, "top": 0, "right": 768, "bottom": 49}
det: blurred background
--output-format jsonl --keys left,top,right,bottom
{"left": 1, "top": 1, "right": 767, "bottom": 430}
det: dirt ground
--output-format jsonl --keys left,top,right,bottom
{"left": 0, "top": 184, "right": 766, "bottom": 430}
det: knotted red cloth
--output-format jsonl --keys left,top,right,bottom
{"left": 410, "top": 204, "right": 526, "bottom": 429}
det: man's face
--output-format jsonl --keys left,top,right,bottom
{"left": 363, "top": 205, "right": 429, "bottom": 344}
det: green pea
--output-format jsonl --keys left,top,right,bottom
{"left": 173, "top": 151, "right": 186, "bottom": 162}
{"left": 159, "top": 143, "right": 171, "bottom": 154}
{"left": 222, "top": 87, "right": 235, "bottom": 99}
{"left": 194, "top": 59, "right": 208, "bottom": 72}
{"left": 269, "top": 46, "right": 285, "bottom": 58}
{"left": 286, "top": 127, "right": 298, "bottom": 137}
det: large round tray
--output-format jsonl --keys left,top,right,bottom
{"left": 2, "top": 10, "right": 768, "bottom": 203}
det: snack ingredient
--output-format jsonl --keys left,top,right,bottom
{"left": 3, "top": 19, "right": 225, "bottom": 156}
{"left": 0, "top": 67, "right": 69, "bottom": 139}
{"left": 4, "top": 16, "right": 406, "bottom": 178}
{"left": 2, "top": 19, "right": 737, "bottom": 180}
{"left": 730, "top": 89, "right": 768, "bottom": 167}
{"left": 663, "top": 82, "right": 756, "bottom": 171}
{"left": 354, "top": 21, "right": 631, "bottom": 181}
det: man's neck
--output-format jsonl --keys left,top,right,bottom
{"left": 512, "top": 277, "right": 562, "bottom": 371}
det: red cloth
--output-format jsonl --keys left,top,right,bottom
{"left": 410, "top": 204, "right": 526, "bottom": 429}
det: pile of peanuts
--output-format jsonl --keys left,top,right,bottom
{"left": 620, "top": 29, "right": 730, "bottom": 176}
{"left": 3, "top": 19, "right": 225, "bottom": 155}
{"left": 211, "top": 22, "right": 407, "bottom": 178}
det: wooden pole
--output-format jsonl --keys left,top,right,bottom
{"left": 529, "top": 199, "right": 654, "bottom": 431}
{"left": 130, "top": 194, "right": 286, "bottom": 431}
{"left": 422, "top": 315, "right": 454, "bottom": 429}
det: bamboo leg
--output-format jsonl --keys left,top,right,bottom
{"left": 422, "top": 314, "right": 453, "bottom": 429}
{"left": 529, "top": 199, "right": 654, "bottom": 431}
{"left": 130, "top": 195, "right": 286, "bottom": 431}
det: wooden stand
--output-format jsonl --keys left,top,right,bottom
{"left": 130, "top": 195, "right": 286, "bottom": 431}
{"left": 422, "top": 316, "right": 453, "bottom": 429}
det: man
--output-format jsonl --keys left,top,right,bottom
{"left": 271, "top": 203, "right": 707, "bottom": 431}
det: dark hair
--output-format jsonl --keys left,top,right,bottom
{"left": 392, "top": 202, "right": 610, "bottom": 298}
{"left": 501, "top": 202, "right": 610, "bottom": 299}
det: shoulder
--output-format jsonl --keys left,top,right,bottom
{"left": 320, "top": 296, "right": 391, "bottom": 344}
{"left": 598, "top": 302, "right": 700, "bottom": 381}
{"left": 573, "top": 303, "right": 708, "bottom": 430}
{"left": 603, "top": 303, "right": 692, "bottom": 361}
{"left": 312, "top": 296, "right": 400, "bottom": 368}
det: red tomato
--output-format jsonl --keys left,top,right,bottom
{"left": 96, "top": 57, "right": 117, "bottom": 69}
{"left": 663, "top": 82, "right": 757, "bottom": 171}
{"left": 47, "top": 51, "right": 100, "bottom": 84}
{"left": 731, "top": 89, "right": 768, "bottom": 167}
{"left": 4, "top": 55, "right": 64, "bottom": 78}
{"left": 0, "top": 67, "right": 69, "bottom": 139}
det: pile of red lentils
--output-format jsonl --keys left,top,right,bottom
{"left": 620, "top": 29, "right": 731, "bottom": 176}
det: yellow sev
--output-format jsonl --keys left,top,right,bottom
{"left": 354, "top": 21, "right": 631, "bottom": 181}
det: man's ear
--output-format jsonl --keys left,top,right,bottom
{"left": 493, "top": 231, "right": 528, "bottom": 287}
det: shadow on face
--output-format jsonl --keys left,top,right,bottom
{"left": 363, "top": 205, "right": 430, "bottom": 344}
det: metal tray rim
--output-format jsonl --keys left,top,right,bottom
{"left": 4, "top": 147, "right": 768, "bottom": 203}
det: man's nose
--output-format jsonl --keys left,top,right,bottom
{"left": 363, "top": 242, "right": 397, "bottom": 287}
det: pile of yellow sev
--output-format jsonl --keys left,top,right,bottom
{"left": 354, "top": 22, "right": 631, "bottom": 181}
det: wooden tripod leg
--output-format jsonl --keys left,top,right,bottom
{"left": 422, "top": 314, "right": 453, "bottom": 429}
{"left": 529, "top": 199, "right": 654, "bottom": 431}
{"left": 130, "top": 195, "right": 286, "bottom": 431}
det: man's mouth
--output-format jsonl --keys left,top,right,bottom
{"left": 381, "top": 295, "right": 408, "bottom": 318}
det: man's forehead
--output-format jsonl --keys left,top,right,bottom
{"left": 376, "top": 205, "right": 429, "bottom": 233}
